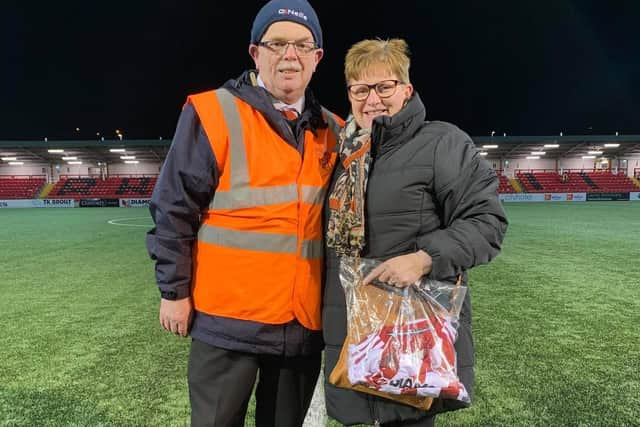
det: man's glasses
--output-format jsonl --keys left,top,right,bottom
{"left": 257, "top": 40, "right": 318, "bottom": 56}
{"left": 347, "top": 80, "right": 403, "bottom": 101}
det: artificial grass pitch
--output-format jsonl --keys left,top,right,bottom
{"left": 0, "top": 203, "right": 638, "bottom": 426}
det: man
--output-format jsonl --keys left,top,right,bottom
{"left": 145, "top": 1, "right": 341, "bottom": 426}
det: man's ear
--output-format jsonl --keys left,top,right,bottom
{"left": 309, "top": 48, "right": 323, "bottom": 73}
{"left": 248, "top": 44, "right": 259, "bottom": 65}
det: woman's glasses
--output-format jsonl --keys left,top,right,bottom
{"left": 347, "top": 80, "right": 403, "bottom": 101}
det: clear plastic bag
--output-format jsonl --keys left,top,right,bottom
{"left": 333, "top": 256, "right": 470, "bottom": 405}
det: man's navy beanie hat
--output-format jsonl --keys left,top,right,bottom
{"left": 250, "top": 0, "right": 323, "bottom": 48}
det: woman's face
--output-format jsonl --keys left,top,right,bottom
{"left": 347, "top": 66, "right": 413, "bottom": 129}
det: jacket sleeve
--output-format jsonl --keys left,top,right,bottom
{"left": 145, "top": 103, "right": 218, "bottom": 298}
{"left": 416, "top": 128, "right": 508, "bottom": 280}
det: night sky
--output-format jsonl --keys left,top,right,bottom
{"left": 1, "top": 1, "right": 638, "bottom": 140}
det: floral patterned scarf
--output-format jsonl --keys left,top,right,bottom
{"left": 326, "top": 115, "right": 372, "bottom": 257}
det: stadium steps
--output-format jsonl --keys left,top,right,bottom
{"left": 38, "top": 183, "right": 55, "bottom": 198}
{"left": 509, "top": 178, "right": 523, "bottom": 192}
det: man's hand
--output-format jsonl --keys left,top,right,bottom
{"left": 363, "top": 250, "right": 433, "bottom": 287}
{"left": 159, "top": 297, "right": 193, "bottom": 337}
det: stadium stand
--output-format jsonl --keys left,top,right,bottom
{"left": 2, "top": 169, "right": 638, "bottom": 201}
{"left": 0, "top": 176, "right": 46, "bottom": 199}
{"left": 497, "top": 173, "right": 516, "bottom": 193}
{"left": 115, "top": 176, "right": 157, "bottom": 196}
{"left": 513, "top": 170, "right": 640, "bottom": 193}
{"left": 583, "top": 171, "right": 639, "bottom": 192}
{"left": 515, "top": 171, "right": 590, "bottom": 193}
{"left": 516, "top": 171, "right": 544, "bottom": 192}
{"left": 578, "top": 172, "right": 597, "bottom": 189}
{"left": 47, "top": 176, "right": 157, "bottom": 199}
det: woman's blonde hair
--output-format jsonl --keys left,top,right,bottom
{"left": 344, "top": 38, "right": 411, "bottom": 84}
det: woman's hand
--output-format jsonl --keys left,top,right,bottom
{"left": 363, "top": 250, "right": 433, "bottom": 287}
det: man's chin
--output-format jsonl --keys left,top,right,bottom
{"left": 273, "top": 86, "right": 303, "bottom": 103}
{"left": 277, "top": 75, "right": 302, "bottom": 88}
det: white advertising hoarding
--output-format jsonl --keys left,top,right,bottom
{"left": 499, "top": 193, "right": 586, "bottom": 203}
{"left": 0, "top": 199, "right": 45, "bottom": 208}
{"left": 0, "top": 199, "right": 77, "bottom": 208}
{"left": 119, "top": 198, "right": 151, "bottom": 208}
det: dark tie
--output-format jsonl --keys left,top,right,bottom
{"left": 280, "top": 108, "right": 299, "bottom": 121}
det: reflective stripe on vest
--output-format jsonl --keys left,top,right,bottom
{"left": 211, "top": 89, "right": 326, "bottom": 210}
{"left": 202, "top": 88, "right": 324, "bottom": 259}
{"left": 198, "top": 223, "right": 323, "bottom": 257}
{"left": 188, "top": 88, "right": 340, "bottom": 329}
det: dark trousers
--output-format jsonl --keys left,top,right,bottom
{"left": 187, "top": 339, "right": 321, "bottom": 427}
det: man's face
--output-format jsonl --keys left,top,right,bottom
{"left": 249, "top": 21, "right": 323, "bottom": 104}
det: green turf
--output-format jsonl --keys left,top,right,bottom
{"left": 0, "top": 203, "right": 638, "bottom": 426}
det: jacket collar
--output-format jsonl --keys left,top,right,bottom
{"left": 222, "top": 70, "right": 327, "bottom": 136}
{"left": 370, "top": 93, "right": 427, "bottom": 158}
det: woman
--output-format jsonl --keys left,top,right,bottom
{"left": 323, "top": 38, "right": 508, "bottom": 426}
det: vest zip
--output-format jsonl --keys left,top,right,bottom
{"left": 283, "top": 118, "right": 303, "bottom": 155}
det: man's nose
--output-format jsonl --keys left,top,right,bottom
{"left": 283, "top": 43, "right": 298, "bottom": 58}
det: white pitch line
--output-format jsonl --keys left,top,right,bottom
{"left": 107, "top": 217, "right": 153, "bottom": 227}
{"left": 303, "top": 371, "right": 327, "bottom": 427}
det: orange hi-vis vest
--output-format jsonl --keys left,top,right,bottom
{"left": 188, "top": 88, "right": 341, "bottom": 331}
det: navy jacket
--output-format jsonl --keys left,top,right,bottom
{"left": 146, "top": 70, "right": 334, "bottom": 356}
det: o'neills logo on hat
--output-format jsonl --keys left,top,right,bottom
{"left": 278, "top": 8, "right": 308, "bottom": 21}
